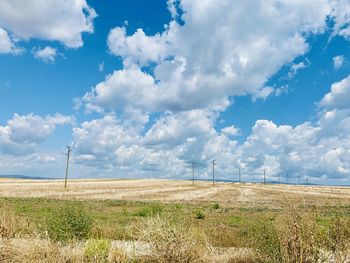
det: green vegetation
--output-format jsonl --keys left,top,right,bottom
{"left": 85, "top": 239, "right": 111, "bottom": 262}
{"left": 194, "top": 208, "right": 205, "bottom": 219}
{"left": 211, "top": 202, "right": 220, "bottom": 209}
{"left": 1, "top": 197, "right": 350, "bottom": 262}
{"left": 46, "top": 202, "right": 94, "bottom": 242}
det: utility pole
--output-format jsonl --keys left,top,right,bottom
{"left": 212, "top": 160, "right": 216, "bottom": 187}
{"left": 287, "top": 172, "right": 289, "bottom": 184}
{"left": 238, "top": 168, "right": 241, "bottom": 183}
{"left": 64, "top": 146, "right": 72, "bottom": 189}
{"left": 263, "top": 169, "right": 266, "bottom": 185}
{"left": 298, "top": 175, "right": 300, "bottom": 185}
{"left": 279, "top": 174, "right": 281, "bottom": 184}
{"left": 191, "top": 162, "right": 195, "bottom": 185}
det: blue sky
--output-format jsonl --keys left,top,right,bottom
{"left": 1, "top": 0, "right": 350, "bottom": 184}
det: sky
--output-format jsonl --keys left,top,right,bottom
{"left": 1, "top": 0, "right": 350, "bottom": 185}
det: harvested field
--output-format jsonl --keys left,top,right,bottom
{"left": 1, "top": 179, "right": 350, "bottom": 262}
{"left": 0, "top": 178, "right": 350, "bottom": 207}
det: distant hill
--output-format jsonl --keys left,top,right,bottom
{"left": 0, "top": 175, "right": 57, "bottom": 180}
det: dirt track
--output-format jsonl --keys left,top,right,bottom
{"left": 1, "top": 178, "right": 350, "bottom": 207}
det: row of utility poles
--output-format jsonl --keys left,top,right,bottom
{"left": 64, "top": 149, "right": 310, "bottom": 188}
{"left": 190, "top": 160, "right": 309, "bottom": 187}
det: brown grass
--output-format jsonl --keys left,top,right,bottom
{"left": 1, "top": 179, "right": 350, "bottom": 262}
{"left": 137, "top": 215, "right": 209, "bottom": 262}
{"left": 1, "top": 179, "right": 350, "bottom": 208}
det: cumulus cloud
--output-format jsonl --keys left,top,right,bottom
{"left": 221, "top": 126, "right": 240, "bottom": 137}
{"left": 330, "top": 0, "right": 350, "bottom": 40}
{"left": 0, "top": 27, "right": 21, "bottom": 54}
{"left": 0, "top": 113, "right": 74, "bottom": 155}
{"left": 0, "top": 0, "right": 96, "bottom": 48}
{"left": 319, "top": 75, "right": 350, "bottom": 110}
{"left": 82, "top": 0, "right": 350, "bottom": 117}
{"left": 69, "top": 0, "right": 350, "bottom": 182}
{"left": 32, "top": 46, "right": 57, "bottom": 63}
{"left": 69, "top": 74, "right": 350, "bottom": 182}
{"left": 107, "top": 27, "right": 171, "bottom": 66}
{"left": 333, "top": 55, "right": 344, "bottom": 69}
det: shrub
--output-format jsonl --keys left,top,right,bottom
{"left": 134, "top": 204, "right": 163, "bottom": 217}
{"left": 194, "top": 209, "right": 205, "bottom": 219}
{"left": 85, "top": 239, "right": 111, "bottom": 263}
{"left": 252, "top": 219, "right": 283, "bottom": 263}
{"left": 138, "top": 215, "right": 208, "bottom": 262}
{"left": 46, "top": 203, "right": 93, "bottom": 242}
{"left": 107, "top": 247, "right": 129, "bottom": 263}
{"left": 212, "top": 203, "right": 220, "bottom": 209}
{"left": 328, "top": 216, "right": 350, "bottom": 261}
{"left": 277, "top": 211, "right": 321, "bottom": 263}
{"left": 0, "top": 208, "right": 28, "bottom": 238}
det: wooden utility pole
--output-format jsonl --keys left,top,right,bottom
{"left": 279, "top": 174, "right": 281, "bottom": 184}
{"left": 238, "top": 168, "right": 241, "bottom": 183}
{"left": 64, "top": 146, "right": 72, "bottom": 189}
{"left": 287, "top": 172, "right": 289, "bottom": 184}
{"left": 191, "top": 162, "right": 195, "bottom": 185}
{"left": 212, "top": 160, "right": 216, "bottom": 187}
{"left": 263, "top": 169, "right": 266, "bottom": 185}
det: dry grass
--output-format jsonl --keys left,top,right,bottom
{"left": 0, "top": 237, "right": 84, "bottom": 263}
{"left": 137, "top": 215, "right": 209, "bottom": 262}
{"left": 1, "top": 179, "right": 350, "bottom": 262}
{"left": 0, "top": 207, "right": 32, "bottom": 238}
{"left": 1, "top": 179, "right": 350, "bottom": 208}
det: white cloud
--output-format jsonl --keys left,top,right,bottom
{"left": 143, "top": 110, "right": 215, "bottom": 148}
{"left": 71, "top": 110, "right": 238, "bottom": 178}
{"left": 333, "top": 55, "right": 344, "bottom": 69}
{"left": 0, "top": 113, "right": 74, "bottom": 155}
{"left": 0, "top": 0, "right": 96, "bottom": 48}
{"left": 83, "top": 0, "right": 338, "bottom": 116}
{"left": 319, "top": 75, "right": 350, "bottom": 110}
{"left": 70, "top": 74, "right": 350, "bottom": 182}
{"left": 221, "top": 126, "right": 240, "bottom": 137}
{"left": 32, "top": 46, "right": 57, "bottom": 63}
{"left": 107, "top": 27, "right": 171, "bottom": 67}
{"left": 0, "top": 27, "right": 21, "bottom": 54}
{"left": 98, "top": 61, "right": 104, "bottom": 72}
{"left": 288, "top": 60, "right": 310, "bottom": 78}
{"left": 330, "top": 0, "right": 350, "bottom": 40}
{"left": 69, "top": 0, "right": 350, "bottom": 183}
{"left": 5, "top": 1, "right": 350, "bottom": 182}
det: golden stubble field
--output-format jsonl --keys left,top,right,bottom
{"left": 1, "top": 178, "right": 350, "bottom": 207}
{"left": 2, "top": 178, "right": 350, "bottom": 262}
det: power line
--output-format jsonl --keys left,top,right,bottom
{"left": 64, "top": 146, "right": 72, "bottom": 189}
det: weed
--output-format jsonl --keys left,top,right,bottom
{"left": 84, "top": 239, "right": 111, "bottom": 262}
{"left": 46, "top": 202, "right": 94, "bottom": 242}
{"left": 134, "top": 203, "right": 163, "bottom": 217}
{"left": 212, "top": 203, "right": 220, "bottom": 209}
{"left": 108, "top": 246, "right": 129, "bottom": 262}
{"left": 328, "top": 216, "right": 350, "bottom": 261}
{"left": 194, "top": 208, "right": 205, "bottom": 219}
{"left": 138, "top": 215, "right": 208, "bottom": 262}
{"left": 277, "top": 211, "right": 321, "bottom": 263}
